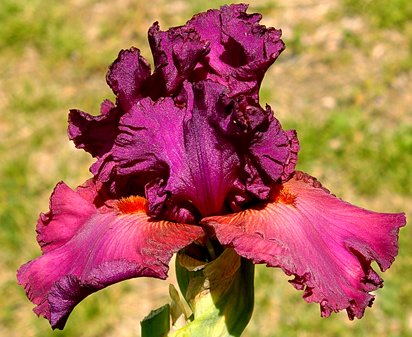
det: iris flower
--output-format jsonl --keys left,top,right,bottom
{"left": 18, "top": 4, "right": 405, "bottom": 331}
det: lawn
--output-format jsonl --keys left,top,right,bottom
{"left": 1, "top": 1, "right": 411, "bottom": 336}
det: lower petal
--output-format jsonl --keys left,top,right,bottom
{"left": 202, "top": 171, "right": 406, "bottom": 319}
{"left": 17, "top": 184, "right": 204, "bottom": 329}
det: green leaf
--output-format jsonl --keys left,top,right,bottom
{"left": 141, "top": 304, "right": 171, "bottom": 337}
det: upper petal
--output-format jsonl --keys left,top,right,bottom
{"left": 249, "top": 106, "right": 299, "bottom": 183}
{"left": 106, "top": 47, "right": 152, "bottom": 110}
{"left": 211, "top": 96, "right": 299, "bottom": 199}
{"left": 113, "top": 80, "right": 240, "bottom": 219}
{"left": 147, "top": 22, "right": 210, "bottom": 97}
{"left": 66, "top": 5, "right": 294, "bottom": 214}
{"left": 202, "top": 171, "right": 406, "bottom": 319}
{"left": 111, "top": 80, "right": 299, "bottom": 220}
{"left": 68, "top": 100, "right": 122, "bottom": 182}
{"left": 68, "top": 100, "right": 120, "bottom": 159}
{"left": 17, "top": 182, "right": 204, "bottom": 329}
{"left": 187, "top": 4, "right": 285, "bottom": 97}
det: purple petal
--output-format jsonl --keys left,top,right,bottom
{"left": 113, "top": 80, "right": 240, "bottom": 220}
{"left": 112, "top": 79, "right": 298, "bottom": 220}
{"left": 249, "top": 106, "right": 299, "bottom": 183}
{"left": 68, "top": 101, "right": 121, "bottom": 182}
{"left": 147, "top": 22, "right": 210, "bottom": 97}
{"left": 17, "top": 181, "right": 204, "bottom": 329}
{"left": 68, "top": 100, "right": 118, "bottom": 158}
{"left": 106, "top": 47, "right": 151, "bottom": 110}
{"left": 211, "top": 96, "right": 299, "bottom": 188}
{"left": 67, "top": 5, "right": 293, "bottom": 207}
{"left": 188, "top": 4, "right": 285, "bottom": 97}
{"left": 203, "top": 171, "right": 406, "bottom": 319}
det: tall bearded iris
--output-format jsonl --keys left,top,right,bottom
{"left": 18, "top": 4, "right": 406, "bottom": 333}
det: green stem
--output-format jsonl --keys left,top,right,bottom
{"left": 205, "top": 239, "right": 217, "bottom": 261}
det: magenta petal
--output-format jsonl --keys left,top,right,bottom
{"left": 210, "top": 96, "right": 299, "bottom": 192}
{"left": 113, "top": 80, "right": 240, "bottom": 219}
{"left": 36, "top": 182, "right": 96, "bottom": 253}
{"left": 202, "top": 172, "right": 406, "bottom": 319}
{"left": 188, "top": 4, "right": 285, "bottom": 97}
{"left": 249, "top": 106, "right": 299, "bottom": 183}
{"left": 68, "top": 100, "right": 119, "bottom": 158}
{"left": 68, "top": 101, "right": 122, "bottom": 181}
{"left": 148, "top": 22, "right": 210, "bottom": 97}
{"left": 17, "top": 182, "right": 204, "bottom": 329}
{"left": 112, "top": 79, "right": 299, "bottom": 219}
{"left": 282, "top": 129, "right": 300, "bottom": 181}
{"left": 106, "top": 47, "right": 151, "bottom": 110}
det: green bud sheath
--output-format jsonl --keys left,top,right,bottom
{"left": 171, "top": 249, "right": 255, "bottom": 337}
{"left": 141, "top": 304, "right": 171, "bottom": 337}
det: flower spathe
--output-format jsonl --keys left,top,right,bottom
{"left": 18, "top": 4, "right": 406, "bottom": 331}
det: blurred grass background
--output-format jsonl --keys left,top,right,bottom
{"left": 1, "top": 0, "right": 411, "bottom": 336}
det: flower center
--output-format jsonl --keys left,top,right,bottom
{"left": 272, "top": 186, "right": 297, "bottom": 206}
{"left": 116, "top": 196, "right": 149, "bottom": 214}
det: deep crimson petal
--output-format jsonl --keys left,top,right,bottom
{"left": 112, "top": 79, "right": 299, "bottom": 219}
{"left": 282, "top": 129, "right": 300, "bottom": 181}
{"left": 66, "top": 6, "right": 295, "bottom": 211}
{"left": 210, "top": 96, "right": 299, "bottom": 191}
{"left": 69, "top": 49, "right": 152, "bottom": 181}
{"left": 106, "top": 47, "right": 151, "bottom": 110}
{"left": 17, "top": 183, "right": 204, "bottom": 329}
{"left": 202, "top": 172, "right": 406, "bottom": 319}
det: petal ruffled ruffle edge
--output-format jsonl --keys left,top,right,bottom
{"left": 187, "top": 4, "right": 285, "bottom": 98}
{"left": 202, "top": 171, "right": 406, "bottom": 319}
{"left": 112, "top": 80, "right": 298, "bottom": 220}
{"left": 17, "top": 181, "right": 204, "bottom": 329}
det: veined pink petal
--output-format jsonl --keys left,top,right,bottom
{"left": 17, "top": 182, "right": 204, "bottom": 329}
{"left": 202, "top": 171, "right": 406, "bottom": 319}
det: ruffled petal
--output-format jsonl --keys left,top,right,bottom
{"left": 106, "top": 47, "right": 151, "bottom": 110}
{"left": 147, "top": 22, "right": 210, "bottom": 97}
{"left": 17, "top": 182, "right": 204, "bottom": 329}
{"left": 36, "top": 182, "right": 96, "bottom": 253}
{"left": 68, "top": 100, "right": 121, "bottom": 181}
{"left": 66, "top": 5, "right": 294, "bottom": 214}
{"left": 202, "top": 171, "right": 406, "bottom": 319}
{"left": 248, "top": 106, "right": 299, "bottom": 183}
{"left": 68, "top": 100, "right": 119, "bottom": 158}
{"left": 211, "top": 96, "right": 299, "bottom": 193}
{"left": 112, "top": 79, "right": 299, "bottom": 220}
{"left": 282, "top": 129, "right": 300, "bottom": 181}
{"left": 188, "top": 4, "right": 285, "bottom": 97}
{"left": 113, "top": 80, "right": 240, "bottom": 219}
